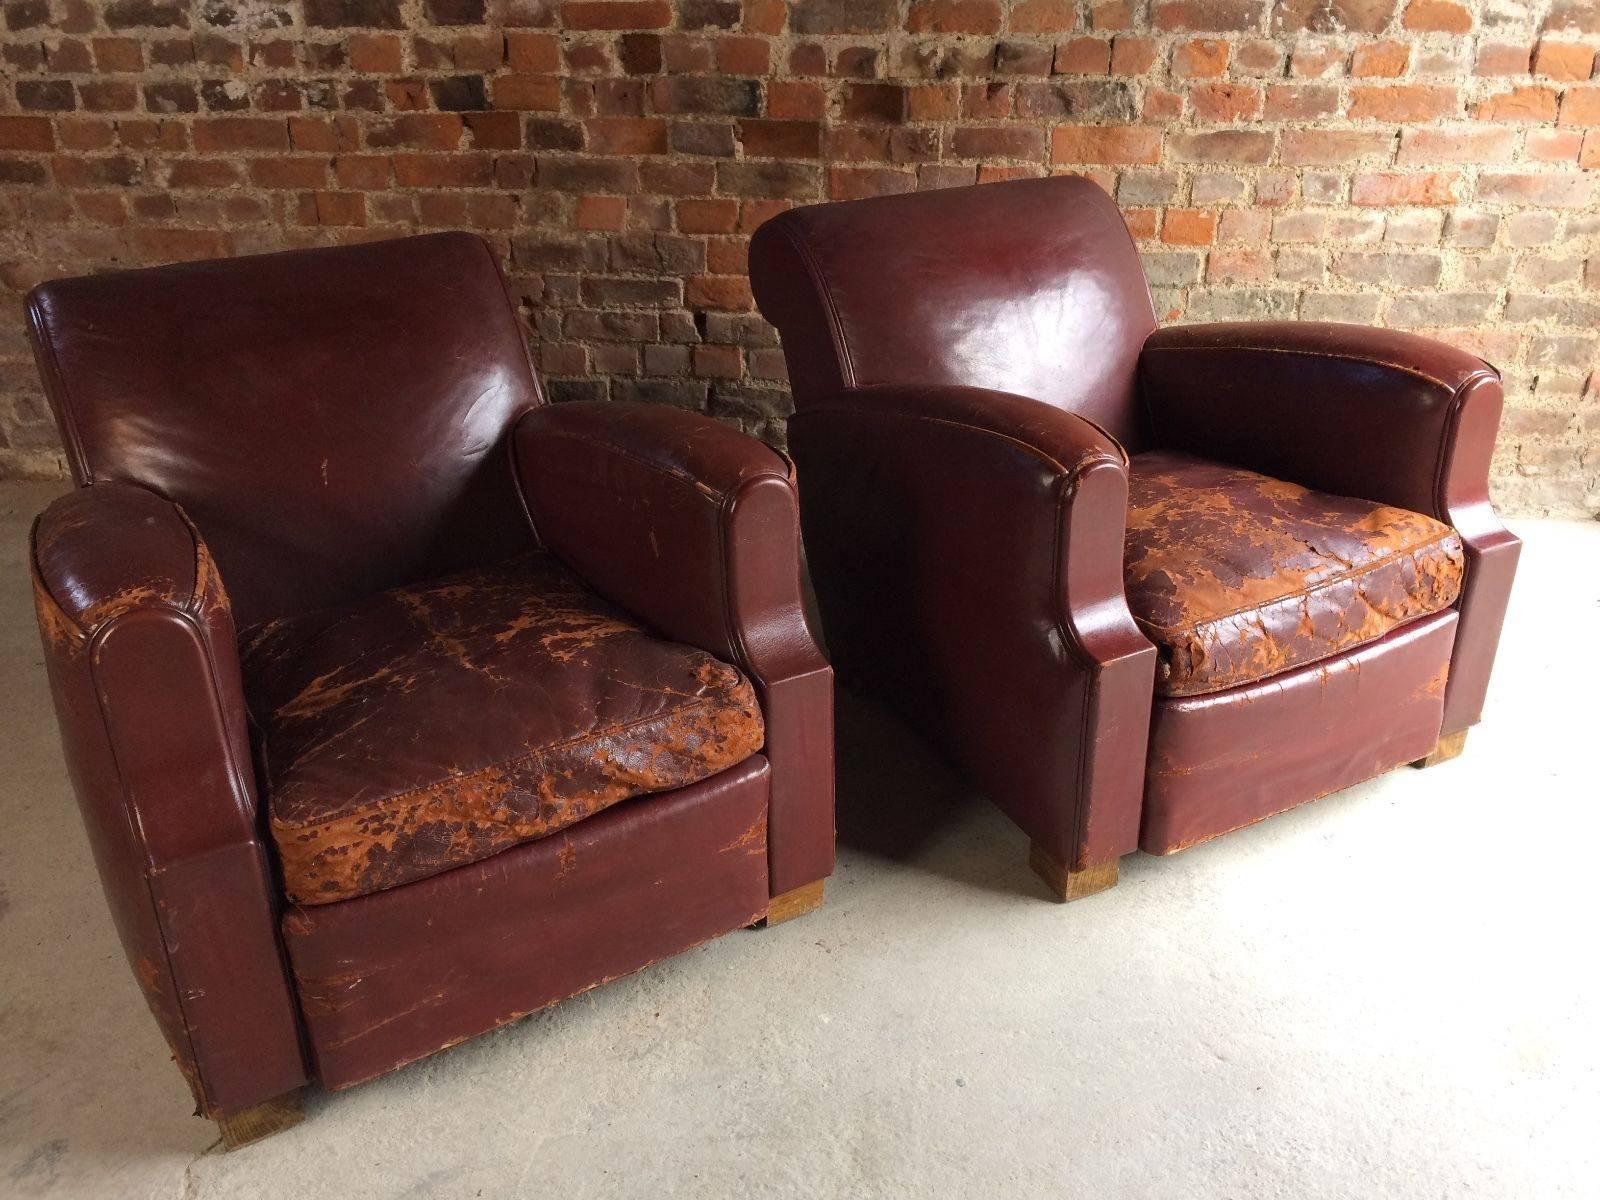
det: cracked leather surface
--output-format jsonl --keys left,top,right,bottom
{"left": 242, "top": 552, "right": 765, "bottom": 905}
{"left": 1124, "top": 450, "right": 1465, "bottom": 697}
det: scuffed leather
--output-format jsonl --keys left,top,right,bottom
{"left": 515, "top": 400, "right": 835, "bottom": 897}
{"left": 242, "top": 553, "right": 765, "bottom": 905}
{"left": 27, "top": 233, "right": 835, "bottom": 1116}
{"left": 26, "top": 232, "right": 540, "bottom": 629}
{"left": 1143, "top": 612, "right": 1457, "bottom": 854}
{"left": 30, "top": 482, "right": 307, "bottom": 1116}
{"left": 283, "top": 756, "right": 771, "bottom": 1090}
{"left": 1125, "top": 451, "right": 1464, "bottom": 697}
{"left": 1140, "top": 320, "right": 1520, "bottom": 733}
{"left": 754, "top": 176, "right": 1515, "bottom": 861}
{"left": 751, "top": 175, "right": 1158, "bottom": 446}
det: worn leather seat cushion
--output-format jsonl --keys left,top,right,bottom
{"left": 1124, "top": 451, "right": 1465, "bottom": 697}
{"left": 241, "top": 553, "right": 764, "bottom": 905}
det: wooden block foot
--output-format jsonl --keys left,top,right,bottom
{"left": 216, "top": 1092, "right": 304, "bottom": 1151}
{"left": 1410, "top": 729, "right": 1467, "bottom": 769}
{"left": 763, "top": 879, "right": 824, "bottom": 926}
{"left": 1029, "top": 842, "right": 1119, "bottom": 903}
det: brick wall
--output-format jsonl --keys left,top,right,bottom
{"left": 1, "top": 0, "right": 1596, "bottom": 515}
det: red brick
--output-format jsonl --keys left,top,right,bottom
{"left": 1051, "top": 125, "right": 1161, "bottom": 165}
{"left": 347, "top": 32, "right": 402, "bottom": 72}
{"left": 676, "top": 198, "right": 739, "bottom": 232}
{"left": 1109, "top": 37, "right": 1157, "bottom": 75}
{"left": 585, "top": 117, "right": 667, "bottom": 154}
{"left": 740, "top": 119, "right": 822, "bottom": 158}
{"left": 1350, "top": 41, "right": 1408, "bottom": 78}
{"left": 506, "top": 31, "right": 559, "bottom": 71}
{"left": 1167, "top": 129, "right": 1274, "bottom": 163}
{"left": 906, "top": 1, "right": 1002, "bottom": 34}
{"left": 1161, "top": 208, "right": 1216, "bottom": 245}
{"left": 1010, "top": 0, "right": 1076, "bottom": 33}
{"left": 1151, "top": 1, "right": 1262, "bottom": 33}
{"left": 1477, "top": 87, "right": 1561, "bottom": 123}
{"left": 1402, "top": 0, "right": 1471, "bottom": 32}
{"left": 576, "top": 193, "right": 627, "bottom": 229}
{"left": 1172, "top": 39, "right": 1228, "bottom": 78}
{"left": 1534, "top": 41, "right": 1595, "bottom": 82}
{"left": 1280, "top": 129, "right": 1393, "bottom": 164}
{"left": 560, "top": 1, "right": 671, "bottom": 30}
{"left": 1348, "top": 85, "right": 1459, "bottom": 122}
{"left": 248, "top": 156, "right": 329, "bottom": 188}
{"left": 1190, "top": 83, "right": 1262, "bottom": 122}
{"left": 493, "top": 74, "right": 561, "bottom": 110}
{"left": 192, "top": 117, "right": 288, "bottom": 151}
{"left": 1475, "top": 43, "right": 1532, "bottom": 76}
{"left": 1397, "top": 126, "right": 1517, "bottom": 164}
{"left": 1560, "top": 88, "right": 1600, "bottom": 126}
{"left": 1054, "top": 38, "right": 1110, "bottom": 75}
{"left": 0, "top": 116, "right": 55, "bottom": 152}
{"left": 1351, "top": 171, "right": 1460, "bottom": 206}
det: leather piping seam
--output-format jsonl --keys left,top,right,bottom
{"left": 780, "top": 220, "right": 857, "bottom": 388}
{"left": 1130, "top": 526, "right": 1464, "bottom": 639}
{"left": 475, "top": 232, "right": 545, "bottom": 404}
{"left": 1142, "top": 341, "right": 1499, "bottom": 395}
{"left": 268, "top": 688, "right": 755, "bottom": 831}
{"left": 82, "top": 599, "right": 275, "bottom": 1113}
{"left": 1432, "top": 374, "right": 1483, "bottom": 523}
{"left": 1052, "top": 468, "right": 1113, "bottom": 866}
{"left": 24, "top": 295, "right": 94, "bottom": 482}
{"left": 716, "top": 476, "right": 760, "bottom": 682}
{"left": 30, "top": 491, "right": 209, "bottom": 639}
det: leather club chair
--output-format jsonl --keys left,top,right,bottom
{"left": 25, "top": 233, "right": 834, "bottom": 1145}
{"left": 750, "top": 176, "right": 1516, "bottom": 902}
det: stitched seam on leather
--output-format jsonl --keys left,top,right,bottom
{"left": 86, "top": 610, "right": 254, "bottom": 1114}
{"left": 803, "top": 405, "right": 1117, "bottom": 476}
{"left": 781, "top": 220, "right": 857, "bottom": 389}
{"left": 717, "top": 481, "right": 755, "bottom": 679}
{"left": 29, "top": 515, "right": 89, "bottom": 647}
{"left": 25, "top": 295, "right": 94, "bottom": 483}
{"left": 475, "top": 232, "right": 544, "bottom": 404}
{"left": 268, "top": 690, "right": 748, "bottom": 831}
{"left": 1052, "top": 472, "right": 1097, "bottom": 864}
{"left": 1132, "top": 526, "right": 1463, "bottom": 640}
{"left": 1143, "top": 342, "right": 1496, "bottom": 394}
{"left": 1433, "top": 374, "right": 1483, "bottom": 522}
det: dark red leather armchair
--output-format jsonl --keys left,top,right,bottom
{"left": 751, "top": 176, "right": 1515, "bottom": 901}
{"left": 25, "top": 233, "right": 833, "bottom": 1144}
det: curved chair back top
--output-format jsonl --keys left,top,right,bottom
{"left": 27, "top": 233, "right": 542, "bottom": 627}
{"left": 751, "top": 175, "right": 1157, "bottom": 447}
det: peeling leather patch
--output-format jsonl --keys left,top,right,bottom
{"left": 1124, "top": 451, "right": 1465, "bottom": 697}
{"left": 241, "top": 553, "right": 765, "bottom": 905}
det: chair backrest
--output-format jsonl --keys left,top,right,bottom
{"left": 26, "top": 233, "right": 543, "bottom": 628}
{"left": 751, "top": 175, "right": 1157, "bottom": 446}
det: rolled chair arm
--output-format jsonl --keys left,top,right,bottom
{"left": 513, "top": 401, "right": 834, "bottom": 896}
{"left": 788, "top": 384, "right": 1156, "bottom": 872}
{"left": 32, "top": 482, "right": 305, "bottom": 1117}
{"left": 1140, "top": 321, "right": 1500, "bottom": 520}
{"left": 1139, "top": 321, "right": 1519, "bottom": 733}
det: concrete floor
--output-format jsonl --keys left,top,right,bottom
{"left": 1, "top": 477, "right": 1596, "bottom": 1199}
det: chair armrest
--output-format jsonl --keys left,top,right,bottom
{"left": 31, "top": 481, "right": 306, "bottom": 1116}
{"left": 789, "top": 385, "right": 1155, "bottom": 870}
{"left": 1140, "top": 321, "right": 1501, "bottom": 524}
{"left": 513, "top": 401, "right": 833, "bottom": 894}
{"left": 1140, "top": 321, "right": 1519, "bottom": 733}
{"left": 33, "top": 482, "right": 260, "bottom": 858}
